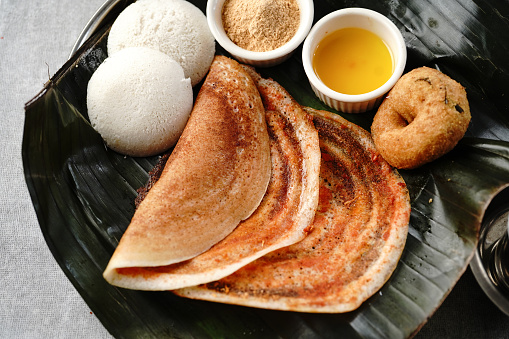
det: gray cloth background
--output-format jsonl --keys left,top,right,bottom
{"left": 1, "top": 0, "right": 507, "bottom": 338}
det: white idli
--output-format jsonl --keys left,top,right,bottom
{"left": 108, "top": 0, "right": 215, "bottom": 86}
{"left": 87, "top": 46, "right": 193, "bottom": 157}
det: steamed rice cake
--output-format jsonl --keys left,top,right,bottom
{"left": 108, "top": 0, "right": 215, "bottom": 86}
{"left": 86, "top": 46, "right": 193, "bottom": 157}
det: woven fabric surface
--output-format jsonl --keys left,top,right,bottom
{"left": 0, "top": 1, "right": 111, "bottom": 338}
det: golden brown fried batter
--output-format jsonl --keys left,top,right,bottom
{"left": 371, "top": 67, "right": 471, "bottom": 169}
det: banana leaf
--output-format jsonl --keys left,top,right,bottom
{"left": 22, "top": 0, "right": 509, "bottom": 338}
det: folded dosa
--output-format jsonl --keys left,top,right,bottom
{"left": 103, "top": 56, "right": 271, "bottom": 288}
{"left": 104, "top": 67, "right": 321, "bottom": 290}
{"left": 175, "top": 107, "right": 411, "bottom": 313}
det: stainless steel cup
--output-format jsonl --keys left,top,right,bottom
{"left": 471, "top": 188, "right": 509, "bottom": 316}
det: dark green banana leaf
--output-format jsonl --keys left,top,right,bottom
{"left": 22, "top": 0, "right": 509, "bottom": 338}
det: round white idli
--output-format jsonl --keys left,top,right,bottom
{"left": 108, "top": 0, "right": 215, "bottom": 86}
{"left": 87, "top": 46, "right": 193, "bottom": 157}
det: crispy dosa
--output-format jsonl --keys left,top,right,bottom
{"left": 176, "top": 107, "right": 410, "bottom": 313}
{"left": 104, "top": 68, "right": 321, "bottom": 290}
{"left": 103, "top": 56, "right": 271, "bottom": 288}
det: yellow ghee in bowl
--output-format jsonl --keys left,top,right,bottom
{"left": 312, "top": 27, "right": 393, "bottom": 95}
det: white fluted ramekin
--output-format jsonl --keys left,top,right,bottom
{"left": 302, "top": 8, "right": 407, "bottom": 113}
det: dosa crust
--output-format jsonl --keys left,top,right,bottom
{"left": 103, "top": 56, "right": 271, "bottom": 287}
{"left": 104, "top": 68, "right": 321, "bottom": 290}
{"left": 175, "top": 107, "right": 410, "bottom": 313}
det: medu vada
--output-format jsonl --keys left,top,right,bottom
{"left": 371, "top": 67, "right": 471, "bottom": 169}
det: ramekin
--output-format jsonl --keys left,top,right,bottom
{"left": 206, "top": 0, "right": 314, "bottom": 68}
{"left": 302, "top": 8, "right": 407, "bottom": 113}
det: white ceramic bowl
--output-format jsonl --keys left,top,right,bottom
{"left": 206, "top": 0, "right": 314, "bottom": 67}
{"left": 302, "top": 8, "right": 407, "bottom": 113}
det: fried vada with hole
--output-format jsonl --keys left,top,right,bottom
{"left": 371, "top": 66, "right": 471, "bottom": 169}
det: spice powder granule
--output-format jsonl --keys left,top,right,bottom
{"left": 221, "top": 0, "right": 300, "bottom": 52}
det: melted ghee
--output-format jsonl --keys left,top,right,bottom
{"left": 313, "top": 27, "right": 394, "bottom": 95}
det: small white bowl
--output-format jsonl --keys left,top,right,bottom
{"left": 206, "top": 0, "right": 314, "bottom": 67}
{"left": 302, "top": 8, "right": 407, "bottom": 113}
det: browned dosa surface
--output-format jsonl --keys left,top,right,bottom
{"left": 176, "top": 107, "right": 411, "bottom": 313}
{"left": 103, "top": 56, "right": 271, "bottom": 289}
{"left": 103, "top": 67, "right": 321, "bottom": 290}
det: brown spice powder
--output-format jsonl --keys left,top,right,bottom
{"left": 221, "top": 0, "right": 301, "bottom": 52}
